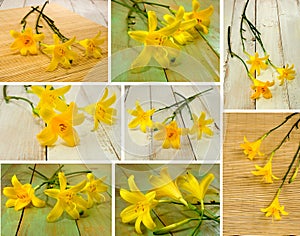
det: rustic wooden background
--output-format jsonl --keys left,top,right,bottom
{"left": 124, "top": 85, "right": 220, "bottom": 160}
{"left": 1, "top": 164, "right": 112, "bottom": 236}
{"left": 115, "top": 164, "right": 220, "bottom": 235}
{"left": 0, "top": 0, "right": 108, "bottom": 82}
{"left": 224, "top": 0, "right": 300, "bottom": 109}
{"left": 224, "top": 113, "right": 300, "bottom": 235}
{"left": 0, "top": 85, "right": 121, "bottom": 160}
{"left": 111, "top": 0, "right": 219, "bottom": 82}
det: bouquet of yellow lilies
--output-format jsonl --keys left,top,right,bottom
{"left": 119, "top": 167, "right": 219, "bottom": 235}
{"left": 228, "top": 0, "right": 296, "bottom": 100}
{"left": 3, "top": 85, "right": 117, "bottom": 147}
{"left": 2, "top": 165, "right": 108, "bottom": 222}
{"left": 9, "top": 1, "right": 106, "bottom": 71}
{"left": 241, "top": 112, "right": 300, "bottom": 220}
{"left": 112, "top": 0, "right": 214, "bottom": 69}
{"left": 127, "top": 88, "right": 215, "bottom": 149}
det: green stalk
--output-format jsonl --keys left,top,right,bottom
{"left": 3, "top": 85, "right": 39, "bottom": 117}
{"left": 153, "top": 218, "right": 200, "bottom": 235}
{"left": 228, "top": 26, "right": 250, "bottom": 74}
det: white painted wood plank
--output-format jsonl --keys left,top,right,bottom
{"left": 47, "top": 85, "right": 121, "bottom": 161}
{"left": 255, "top": 0, "right": 289, "bottom": 109}
{"left": 277, "top": 0, "right": 300, "bottom": 109}
{"left": 0, "top": 0, "right": 24, "bottom": 9}
{"left": 172, "top": 86, "right": 220, "bottom": 161}
{"left": 0, "top": 85, "right": 45, "bottom": 160}
{"left": 124, "top": 85, "right": 152, "bottom": 160}
{"left": 150, "top": 85, "right": 196, "bottom": 160}
{"left": 224, "top": 0, "right": 255, "bottom": 109}
{"left": 69, "top": 0, "right": 107, "bottom": 26}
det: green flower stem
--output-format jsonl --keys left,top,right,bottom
{"left": 271, "top": 117, "right": 300, "bottom": 154}
{"left": 21, "top": 6, "right": 39, "bottom": 31}
{"left": 240, "top": 0, "right": 279, "bottom": 69}
{"left": 174, "top": 92, "right": 193, "bottom": 121}
{"left": 3, "top": 85, "right": 39, "bottom": 117}
{"left": 35, "top": 0, "right": 49, "bottom": 34}
{"left": 112, "top": 0, "right": 147, "bottom": 18}
{"left": 28, "top": 167, "right": 49, "bottom": 180}
{"left": 155, "top": 88, "right": 213, "bottom": 115}
{"left": 31, "top": 7, "right": 69, "bottom": 42}
{"left": 279, "top": 143, "right": 300, "bottom": 189}
{"left": 227, "top": 26, "right": 250, "bottom": 74}
{"left": 64, "top": 170, "right": 92, "bottom": 176}
{"left": 153, "top": 218, "right": 200, "bottom": 235}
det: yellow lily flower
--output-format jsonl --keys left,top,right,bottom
{"left": 42, "top": 34, "right": 77, "bottom": 71}
{"left": 250, "top": 79, "right": 274, "bottom": 100}
{"left": 3, "top": 175, "right": 45, "bottom": 211}
{"left": 44, "top": 172, "right": 88, "bottom": 222}
{"left": 177, "top": 172, "right": 214, "bottom": 208}
{"left": 30, "top": 85, "right": 71, "bottom": 114}
{"left": 120, "top": 175, "right": 158, "bottom": 234}
{"left": 10, "top": 28, "right": 44, "bottom": 55}
{"left": 83, "top": 88, "right": 117, "bottom": 131}
{"left": 78, "top": 31, "right": 106, "bottom": 58}
{"left": 81, "top": 173, "right": 108, "bottom": 208}
{"left": 184, "top": 0, "right": 214, "bottom": 34}
{"left": 149, "top": 167, "right": 188, "bottom": 206}
{"left": 261, "top": 193, "right": 288, "bottom": 220}
{"left": 128, "top": 11, "right": 181, "bottom": 68}
{"left": 276, "top": 64, "right": 296, "bottom": 85}
{"left": 246, "top": 52, "right": 269, "bottom": 75}
{"left": 154, "top": 121, "right": 187, "bottom": 149}
{"left": 252, "top": 154, "right": 279, "bottom": 183}
{"left": 128, "top": 101, "right": 155, "bottom": 133}
{"left": 37, "top": 102, "right": 85, "bottom": 147}
{"left": 189, "top": 112, "right": 214, "bottom": 140}
{"left": 163, "top": 6, "right": 197, "bottom": 45}
{"left": 240, "top": 136, "right": 264, "bottom": 160}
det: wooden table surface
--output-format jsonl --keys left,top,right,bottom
{"left": 224, "top": 0, "right": 300, "bottom": 109}
{"left": 224, "top": 113, "right": 300, "bottom": 235}
{"left": 111, "top": 0, "right": 220, "bottom": 82}
{"left": 0, "top": 0, "right": 108, "bottom": 82}
{"left": 115, "top": 164, "right": 220, "bottom": 235}
{"left": 0, "top": 85, "right": 121, "bottom": 161}
{"left": 1, "top": 164, "right": 112, "bottom": 236}
{"left": 124, "top": 85, "right": 220, "bottom": 160}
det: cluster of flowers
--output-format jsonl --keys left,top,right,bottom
{"left": 123, "top": 0, "right": 214, "bottom": 68}
{"left": 228, "top": 0, "right": 296, "bottom": 100}
{"left": 127, "top": 90, "right": 214, "bottom": 149}
{"left": 10, "top": 2, "right": 106, "bottom": 71}
{"left": 240, "top": 113, "right": 300, "bottom": 220}
{"left": 5, "top": 85, "right": 117, "bottom": 147}
{"left": 3, "top": 170, "right": 108, "bottom": 222}
{"left": 120, "top": 167, "right": 219, "bottom": 234}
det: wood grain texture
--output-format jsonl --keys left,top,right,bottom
{"left": 124, "top": 85, "right": 220, "bottom": 160}
{"left": 224, "top": 113, "right": 300, "bottom": 235}
{"left": 1, "top": 164, "right": 112, "bottom": 236}
{"left": 0, "top": 2, "right": 108, "bottom": 82}
{"left": 111, "top": 0, "right": 220, "bottom": 82}
{"left": 0, "top": 85, "right": 121, "bottom": 160}
{"left": 224, "top": 0, "right": 300, "bottom": 109}
{"left": 115, "top": 164, "right": 220, "bottom": 236}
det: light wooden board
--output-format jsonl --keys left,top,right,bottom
{"left": 124, "top": 85, "right": 220, "bottom": 160}
{"left": 224, "top": 0, "right": 300, "bottom": 109}
{"left": 0, "top": 2, "right": 108, "bottom": 82}
{"left": 115, "top": 164, "right": 220, "bottom": 236}
{"left": 111, "top": 0, "right": 220, "bottom": 82}
{"left": 0, "top": 85, "right": 121, "bottom": 160}
{"left": 1, "top": 164, "right": 112, "bottom": 236}
{"left": 224, "top": 113, "right": 300, "bottom": 235}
